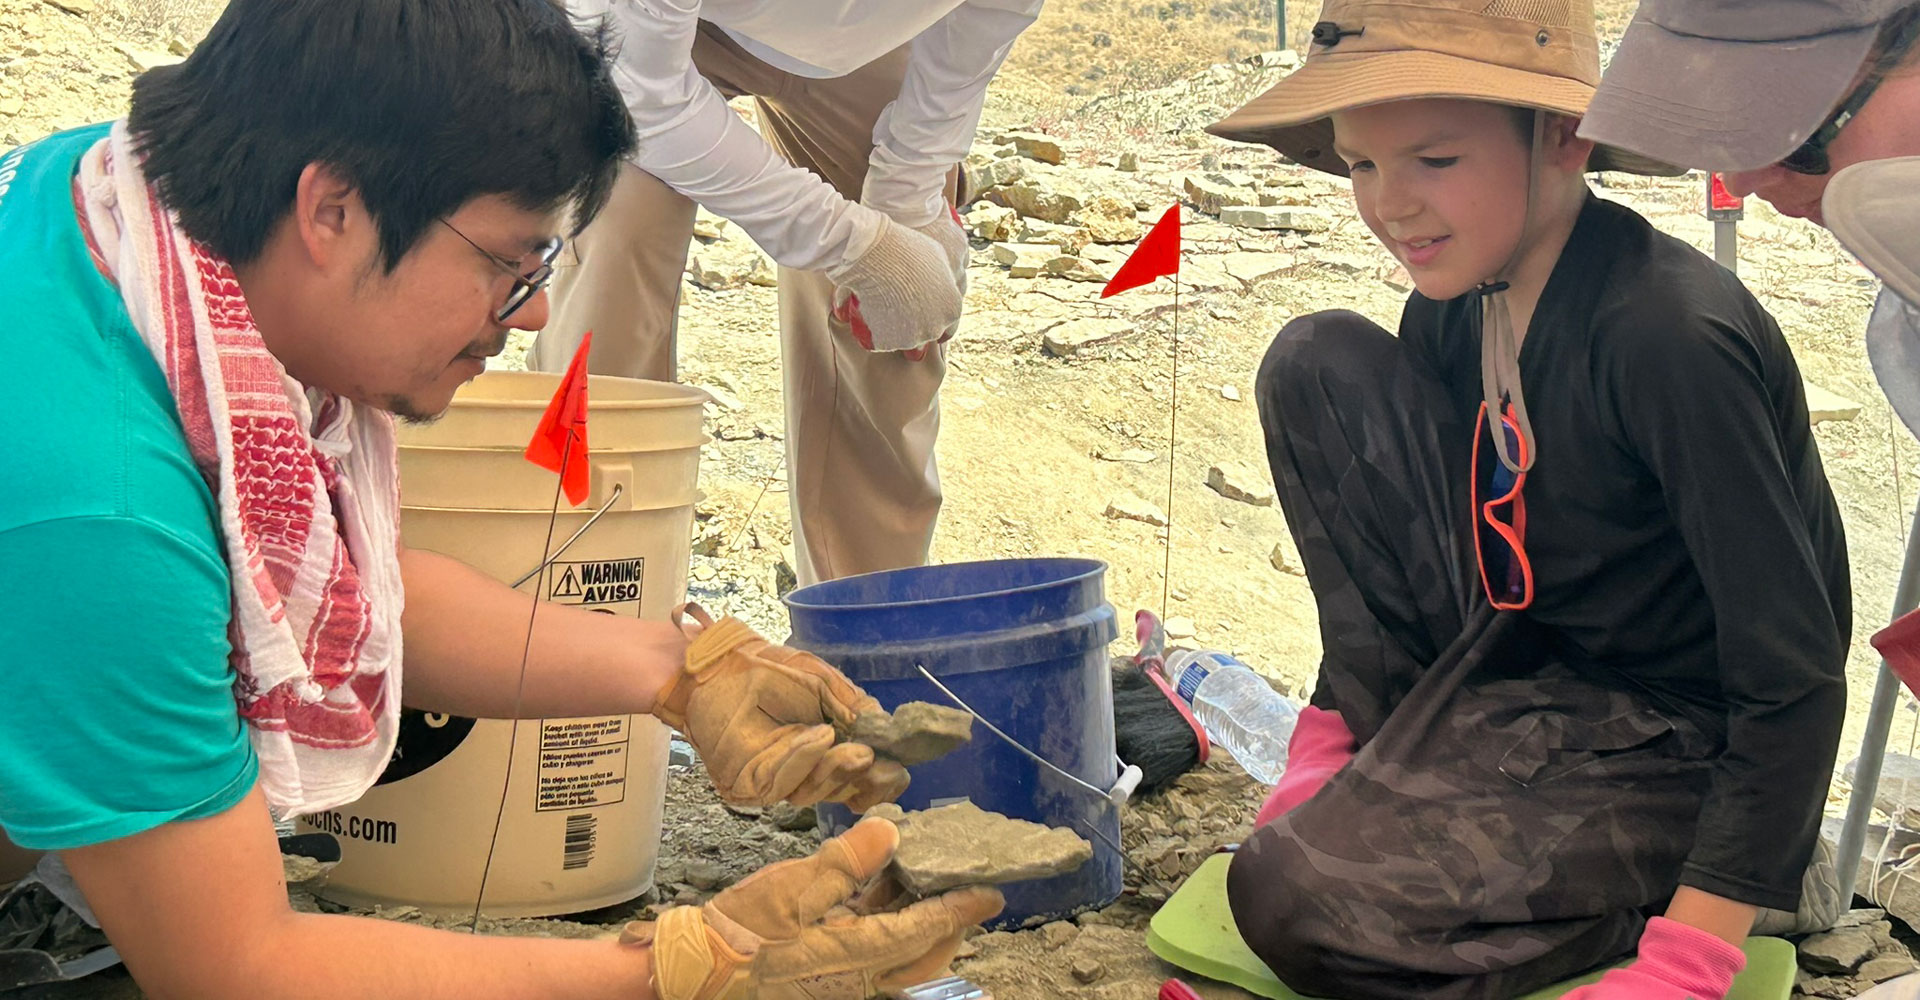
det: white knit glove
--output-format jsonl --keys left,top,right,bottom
{"left": 826, "top": 215, "right": 964, "bottom": 356}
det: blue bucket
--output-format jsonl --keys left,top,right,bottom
{"left": 784, "top": 558, "right": 1123, "bottom": 928}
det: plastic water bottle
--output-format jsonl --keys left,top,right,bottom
{"left": 1164, "top": 649, "right": 1299, "bottom": 784}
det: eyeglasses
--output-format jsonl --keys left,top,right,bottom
{"left": 439, "top": 219, "right": 564, "bottom": 323}
{"left": 1778, "top": 71, "right": 1886, "bottom": 175}
{"left": 1472, "top": 400, "right": 1533, "bottom": 611}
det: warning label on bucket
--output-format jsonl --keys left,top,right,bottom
{"left": 536, "top": 718, "right": 631, "bottom": 812}
{"left": 547, "top": 558, "right": 644, "bottom": 615}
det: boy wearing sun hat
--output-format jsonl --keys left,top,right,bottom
{"left": 1206, "top": 2, "right": 1851, "bottom": 998}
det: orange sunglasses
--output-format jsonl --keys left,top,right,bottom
{"left": 1472, "top": 400, "right": 1533, "bottom": 611}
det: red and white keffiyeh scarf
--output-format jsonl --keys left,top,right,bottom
{"left": 76, "top": 122, "right": 403, "bottom": 817}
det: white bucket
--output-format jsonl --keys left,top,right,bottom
{"left": 303, "top": 372, "right": 705, "bottom": 917}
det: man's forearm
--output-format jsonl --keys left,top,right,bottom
{"left": 398, "top": 547, "right": 685, "bottom": 720}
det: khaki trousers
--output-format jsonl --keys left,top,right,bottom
{"left": 530, "top": 23, "right": 949, "bottom": 587}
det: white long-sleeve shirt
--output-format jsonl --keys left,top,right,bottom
{"left": 580, "top": 0, "right": 1043, "bottom": 272}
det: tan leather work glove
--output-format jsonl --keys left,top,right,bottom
{"left": 624, "top": 817, "right": 1004, "bottom": 1000}
{"left": 656, "top": 604, "right": 909, "bottom": 810}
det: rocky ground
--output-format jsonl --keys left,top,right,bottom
{"left": 13, "top": 0, "right": 1920, "bottom": 997}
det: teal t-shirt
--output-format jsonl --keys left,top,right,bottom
{"left": 0, "top": 124, "right": 258, "bottom": 850}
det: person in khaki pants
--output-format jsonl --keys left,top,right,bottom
{"left": 534, "top": 1, "right": 1043, "bottom": 586}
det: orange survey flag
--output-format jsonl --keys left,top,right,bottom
{"left": 1101, "top": 205, "right": 1182, "bottom": 298}
{"left": 524, "top": 330, "right": 592, "bottom": 506}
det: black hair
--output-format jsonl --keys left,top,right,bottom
{"left": 126, "top": 0, "right": 636, "bottom": 269}
{"left": 1875, "top": 3, "right": 1920, "bottom": 70}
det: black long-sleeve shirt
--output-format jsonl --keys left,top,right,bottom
{"left": 1402, "top": 195, "right": 1851, "bottom": 911}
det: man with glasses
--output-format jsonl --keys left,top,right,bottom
{"left": 0, "top": 2, "right": 998, "bottom": 996}
{"left": 1583, "top": 1, "right": 1920, "bottom": 427}
{"left": 531, "top": 0, "right": 1044, "bottom": 588}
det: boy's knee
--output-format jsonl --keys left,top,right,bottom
{"left": 1256, "top": 310, "right": 1395, "bottom": 412}
{"left": 1226, "top": 823, "right": 1347, "bottom": 987}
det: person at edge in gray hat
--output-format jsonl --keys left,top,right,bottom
{"left": 1583, "top": 1, "right": 1920, "bottom": 442}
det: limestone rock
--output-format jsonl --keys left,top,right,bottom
{"left": 1002, "top": 131, "right": 1065, "bottom": 165}
{"left": 1183, "top": 175, "right": 1255, "bottom": 215}
{"left": 1805, "top": 380, "right": 1862, "bottom": 424}
{"left": 1039, "top": 921, "right": 1080, "bottom": 950}
{"left": 1861, "top": 953, "right": 1918, "bottom": 983}
{"left": 1046, "top": 317, "right": 1133, "bottom": 356}
{"left": 1219, "top": 205, "right": 1332, "bottom": 232}
{"left": 1269, "top": 542, "right": 1294, "bottom": 574}
{"left": 965, "top": 157, "right": 1027, "bottom": 198}
{"left": 1105, "top": 494, "right": 1169, "bottom": 527}
{"left": 1258, "top": 189, "right": 1311, "bottom": 207}
{"left": 1043, "top": 255, "right": 1111, "bottom": 283}
{"left": 1207, "top": 461, "right": 1276, "bottom": 506}
{"left": 1025, "top": 220, "right": 1093, "bottom": 254}
{"left": 1800, "top": 925, "right": 1878, "bottom": 975}
{"left": 867, "top": 801, "right": 1093, "bottom": 894}
{"left": 1117, "top": 152, "right": 1139, "bottom": 172}
{"left": 993, "top": 179, "right": 1085, "bottom": 224}
{"left": 692, "top": 209, "right": 730, "bottom": 241}
{"left": 1070, "top": 195, "right": 1145, "bottom": 244}
{"left": 688, "top": 250, "right": 775, "bottom": 290}
{"left": 44, "top": 0, "right": 95, "bottom": 14}
{"left": 966, "top": 204, "right": 1024, "bottom": 243}
{"left": 117, "top": 44, "right": 183, "bottom": 73}
{"left": 1071, "top": 957, "right": 1105, "bottom": 983}
{"left": 989, "top": 241, "right": 1057, "bottom": 278}
{"left": 167, "top": 34, "right": 194, "bottom": 57}
{"left": 1222, "top": 251, "right": 1296, "bottom": 285}
{"left": 1220, "top": 384, "right": 1242, "bottom": 401}
{"left": 1163, "top": 617, "right": 1197, "bottom": 640}
{"left": 1095, "top": 447, "right": 1157, "bottom": 464}
{"left": 847, "top": 702, "right": 974, "bottom": 766}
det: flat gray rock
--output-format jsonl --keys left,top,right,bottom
{"left": 848, "top": 702, "right": 973, "bottom": 766}
{"left": 869, "top": 801, "right": 1093, "bottom": 894}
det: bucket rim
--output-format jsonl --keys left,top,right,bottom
{"left": 397, "top": 438, "right": 709, "bottom": 456}
{"left": 449, "top": 372, "right": 710, "bottom": 411}
{"left": 782, "top": 557, "right": 1109, "bottom": 613}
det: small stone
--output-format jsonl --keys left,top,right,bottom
{"left": 692, "top": 209, "right": 730, "bottom": 240}
{"left": 1045, "top": 317, "right": 1132, "bottom": 356}
{"left": 167, "top": 34, "right": 194, "bottom": 57}
{"left": 1805, "top": 380, "right": 1861, "bottom": 424}
{"left": 847, "top": 702, "right": 974, "bottom": 766}
{"left": 1117, "top": 152, "right": 1140, "bottom": 172}
{"left": 1219, "top": 384, "right": 1241, "bottom": 401}
{"left": 867, "top": 801, "right": 1093, "bottom": 894}
{"left": 1067, "top": 957, "right": 1105, "bottom": 983}
{"left": 117, "top": 45, "right": 183, "bottom": 74}
{"left": 765, "top": 802, "right": 818, "bottom": 832}
{"left": 991, "top": 179, "right": 1085, "bottom": 224}
{"left": 1070, "top": 195, "right": 1145, "bottom": 244}
{"left": 1258, "top": 189, "right": 1311, "bottom": 207}
{"left": 682, "top": 859, "right": 728, "bottom": 891}
{"left": 1270, "top": 542, "right": 1295, "bottom": 574}
{"left": 698, "top": 383, "right": 745, "bottom": 412}
{"left": 1219, "top": 205, "right": 1333, "bottom": 232}
{"left": 966, "top": 204, "right": 1023, "bottom": 242}
{"left": 1799, "top": 926, "right": 1878, "bottom": 975}
{"left": 1164, "top": 617, "right": 1197, "bottom": 640}
{"left": 1183, "top": 175, "right": 1255, "bottom": 215}
{"left": 1222, "top": 251, "right": 1295, "bottom": 285}
{"left": 282, "top": 853, "right": 336, "bottom": 887}
{"left": 989, "top": 241, "right": 1057, "bottom": 278}
{"left": 0, "top": 96, "right": 22, "bottom": 117}
{"left": 1860, "top": 953, "right": 1918, "bottom": 983}
{"left": 1207, "top": 461, "right": 1277, "bottom": 506}
{"left": 1002, "top": 131, "right": 1065, "bottom": 165}
{"left": 1094, "top": 447, "right": 1157, "bottom": 464}
{"left": 1105, "top": 495, "right": 1169, "bottom": 527}
{"left": 1040, "top": 921, "right": 1080, "bottom": 950}
{"left": 1043, "top": 255, "right": 1111, "bottom": 283}
{"left": 686, "top": 251, "right": 771, "bottom": 291}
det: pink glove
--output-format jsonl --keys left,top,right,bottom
{"left": 1562, "top": 918, "right": 1747, "bottom": 1000}
{"left": 1253, "top": 706, "right": 1356, "bottom": 828}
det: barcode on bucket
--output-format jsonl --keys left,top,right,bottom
{"left": 562, "top": 813, "right": 597, "bottom": 871}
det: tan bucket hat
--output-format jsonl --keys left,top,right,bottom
{"left": 1208, "top": 0, "right": 1680, "bottom": 177}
